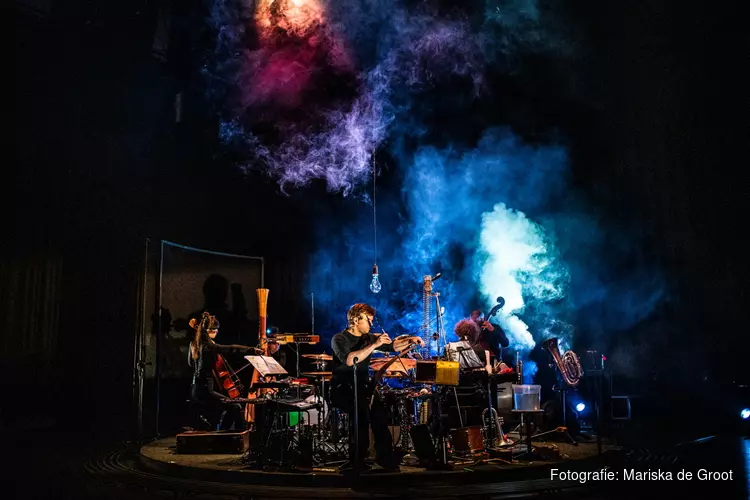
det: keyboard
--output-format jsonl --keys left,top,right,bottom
{"left": 270, "top": 334, "right": 320, "bottom": 345}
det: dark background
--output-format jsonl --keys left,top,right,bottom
{"left": 4, "top": 0, "right": 747, "bottom": 441}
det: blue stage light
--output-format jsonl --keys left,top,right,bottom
{"left": 575, "top": 403, "right": 586, "bottom": 412}
{"left": 740, "top": 408, "right": 750, "bottom": 420}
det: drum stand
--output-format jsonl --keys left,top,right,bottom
{"left": 311, "top": 371, "right": 348, "bottom": 466}
{"left": 316, "top": 410, "right": 349, "bottom": 464}
{"left": 310, "top": 361, "right": 329, "bottom": 441}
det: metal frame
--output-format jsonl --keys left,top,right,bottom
{"left": 133, "top": 238, "right": 265, "bottom": 442}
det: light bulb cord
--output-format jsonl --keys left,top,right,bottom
{"left": 372, "top": 153, "right": 377, "bottom": 267}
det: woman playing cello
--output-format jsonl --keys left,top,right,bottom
{"left": 188, "top": 312, "right": 260, "bottom": 430}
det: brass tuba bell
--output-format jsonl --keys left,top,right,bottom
{"left": 543, "top": 337, "right": 583, "bottom": 387}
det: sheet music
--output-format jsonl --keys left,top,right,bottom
{"left": 445, "top": 341, "right": 484, "bottom": 369}
{"left": 244, "top": 355, "right": 289, "bottom": 377}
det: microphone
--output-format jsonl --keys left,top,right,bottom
{"left": 431, "top": 272, "right": 442, "bottom": 281}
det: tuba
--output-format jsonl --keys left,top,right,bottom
{"left": 543, "top": 337, "right": 583, "bottom": 387}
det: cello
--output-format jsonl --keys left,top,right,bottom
{"left": 190, "top": 312, "right": 250, "bottom": 413}
{"left": 244, "top": 288, "right": 271, "bottom": 423}
{"left": 214, "top": 352, "right": 244, "bottom": 400}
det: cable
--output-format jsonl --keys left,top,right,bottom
{"left": 372, "top": 153, "right": 377, "bottom": 266}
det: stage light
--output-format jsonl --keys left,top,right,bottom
{"left": 576, "top": 403, "right": 586, "bottom": 412}
{"left": 740, "top": 408, "right": 750, "bottom": 420}
{"left": 369, "top": 264, "right": 381, "bottom": 293}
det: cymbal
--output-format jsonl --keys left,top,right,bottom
{"left": 301, "top": 371, "right": 332, "bottom": 377}
{"left": 302, "top": 354, "right": 333, "bottom": 361}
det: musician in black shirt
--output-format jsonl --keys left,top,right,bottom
{"left": 188, "top": 312, "right": 260, "bottom": 430}
{"left": 470, "top": 309, "right": 510, "bottom": 365}
{"left": 330, "top": 303, "right": 423, "bottom": 471}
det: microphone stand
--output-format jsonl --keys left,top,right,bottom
{"left": 352, "top": 357, "right": 360, "bottom": 476}
{"left": 433, "top": 292, "right": 448, "bottom": 356}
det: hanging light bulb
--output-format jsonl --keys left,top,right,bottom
{"left": 369, "top": 264, "right": 382, "bottom": 294}
{"left": 369, "top": 154, "right": 382, "bottom": 294}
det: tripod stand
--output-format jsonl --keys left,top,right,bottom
{"left": 531, "top": 386, "right": 578, "bottom": 446}
{"left": 307, "top": 372, "right": 349, "bottom": 466}
{"left": 511, "top": 409, "right": 545, "bottom": 460}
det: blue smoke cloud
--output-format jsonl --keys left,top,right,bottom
{"left": 307, "top": 127, "right": 666, "bottom": 365}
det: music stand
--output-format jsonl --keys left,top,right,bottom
{"left": 445, "top": 342, "right": 484, "bottom": 370}
{"left": 244, "top": 355, "right": 289, "bottom": 428}
{"left": 244, "top": 355, "right": 289, "bottom": 379}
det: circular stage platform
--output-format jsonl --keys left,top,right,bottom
{"left": 131, "top": 434, "right": 624, "bottom": 498}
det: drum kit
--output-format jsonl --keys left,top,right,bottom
{"left": 299, "top": 353, "right": 331, "bottom": 430}
{"left": 242, "top": 348, "right": 517, "bottom": 470}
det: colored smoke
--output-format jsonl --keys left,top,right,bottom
{"left": 522, "top": 360, "right": 538, "bottom": 384}
{"left": 478, "top": 202, "right": 568, "bottom": 351}
{"left": 203, "top": 1, "right": 667, "bottom": 377}
{"left": 206, "top": 0, "right": 556, "bottom": 194}
{"left": 306, "top": 127, "right": 665, "bottom": 362}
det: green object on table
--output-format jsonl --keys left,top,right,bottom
{"left": 289, "top": 412, "right": 300, "bottom": 426}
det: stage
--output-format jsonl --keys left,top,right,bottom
{"left": 132, "top": 431, "right": 623, "bottom": 498}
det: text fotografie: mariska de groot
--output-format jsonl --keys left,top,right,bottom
{"left": 551, "top": 468, "right": 735, "bottom": 483}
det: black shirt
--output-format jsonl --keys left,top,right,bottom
{"left": 478, "top": 322, "right": 510, "bottom": 361}
{"left": 331, "top": 329, "right": 394, "bottom": 388}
